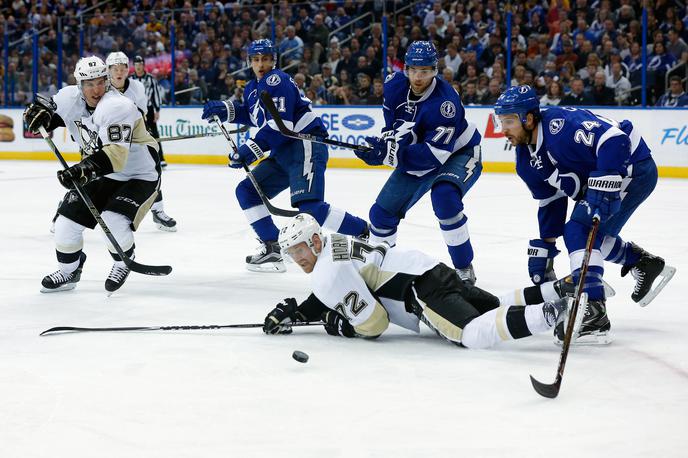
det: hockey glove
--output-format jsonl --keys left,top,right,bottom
{"left": 24, "top": 94, "right": 56, "bottom": 134}
{"left": 263, "top": 297, "right": 304, "bottom": 335}
{"left": 354, "top": 136, "right": 405, "bottom": 168}
{"left": 528, "top": 239, "right": 559, "bottom": 285}
{"left": 572, "top": 171, "right": 622, "bottom": 225}
{"left": 229, "top": 140, "right": 265, "bottom": 168}
{"left": 57, "top": 158, "right": 101, "bottom": 189}
{"left": 201, "top": 100, "right": 234, "bottom": 123}
{"left": 321, "top": 310, "right": 356, "bottom": 338}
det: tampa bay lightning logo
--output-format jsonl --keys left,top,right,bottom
{"left": 518, "top": 86, "right": 530, "bottom": 94}
{"left": 384, "top": 73, "right": 394, "bottom": 83}
{"left": 266, "top": 74, "right": 281, "bottom": 86}
{"left": 549, "top": 118, "right": 565, "bottom": 135}
{"left": 440, "top": 101, "right": 456, "bottom": 118}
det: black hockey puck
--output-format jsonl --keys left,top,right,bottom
{"left": 292, "top": 350, "right": 309, "bottom": 363}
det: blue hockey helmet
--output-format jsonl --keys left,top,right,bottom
{"left": 494, "top": 85, "right": 540, "bottom": 124}
{"left": 404, "top": 41, "right": 438, "bottom": 68}
{"left": 247, "top": 38, "right": 277, "bottom": 63}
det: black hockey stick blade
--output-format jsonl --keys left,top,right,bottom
{"left": 40, "top": 321, "right": 324, "bottom": 336}
{"left": 529, "top": 375, "right": 562, "bottom": 398}
{"left": 242, "top": 164, "right": 299, "bottom": 217}
{"left": 211, "top": 117, "right": 299, "bottom": 217}
{"left": 260, "top": 91, "right": 373, "bottom": 152}
{"left": 126, "top": 259, "right": 173, "bottom": 276}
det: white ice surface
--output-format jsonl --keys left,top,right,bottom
{"left": 1, "top": 161, "right": 686, "bottom": 457}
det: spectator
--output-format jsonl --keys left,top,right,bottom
{"left": 461, "top": 81, "right": 481, "bottom": 105}
{"left": 529, "top": 41, "right": 556, "bottom": 75}
{"left": 667, "top": 28, "right": 688, "bottom": 60}
{"left": 332, "top": 84, "right": 358, "bottom": 105}
{"left": 591, "top": 71, "right": 616, "bottom": 105}
{"left": 423, "top": 1, "right": 450, "bottom": 30}
{"left": 561, "top": 78, "right": 594, "bottom": 105}
{"left": 279, "top": 26, "right": 305, "bottom": 65}
{"left": 607, "top": 61, "right": 632, "bottom": 104}
{"left": 355, "top": 72, "right": 372, "bottom": 103}
{"left": 367, "top": 78, "right": 384, "bottom": 104}
{"left": 480, "top": 78, "right": 502, "bottom": 105}
{"left": 442, "top": 67, "right": 455, "bottom": 84}
{"left": 309, "top": 14, "right": 330, "bottom": 49}
{"left": 655, "top": 76, "right": 688, "bottom": 107}
{"left": 386, "top": 45, "right": 404, "bottom": 74}
{"left": 540, "top": 80, "right": 564, "bottom": 106}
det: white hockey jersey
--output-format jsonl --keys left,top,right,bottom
{"left": 121, "top": 78, "right": 148, "bottom": 113}
{"left": 52, "top": 86, "right": 159, "bottom": 182}
{"left": 310, "top": 234, "right": 439, "bottom": 336}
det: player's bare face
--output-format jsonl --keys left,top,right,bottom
{"left": 109, "top": 64, "right": 128, "bottom": 90}
{"left": 407, "top": 66, "right": 435, "bottom": 94}
{"left": 497, "top": 114, "right": 529, "bottom": 146}
{"left": 81, "top": 77, "right": 108, "bottom": 107}
{"left": 251, "top": 54, "right": 274, "bottom": 80}
{"left": 285, "top": 242, "right": 317, "bottom": 274}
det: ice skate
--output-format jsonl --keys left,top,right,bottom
{"left": 553, "top": 275, "right": 616, "bottom": 299}
{"left": 246, "top": 240, "right": 285, "bottom": 273}
{"left": 555, "top": 297, "right": 611, "bottom": 346}
{"left": 41, "top": 253, "right": 87, "bottom": 293}
{"left": 621, "top": 243, "right": 676, "bottom": 306}
{"left": 105, "top": 261, "right": 131, "bottom": 296}
{"left": 151, "top": 209, "right": 177, "bottom": 232}
{"left": 456, "top": 263, "right": 476, "bottom": 286}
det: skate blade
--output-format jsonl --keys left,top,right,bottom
{"left": 155, "top": 223, "right": 178, "bottom": 232}
{"left": 602, "top": 279, "right": 616, "bottom": 298}
{"left": 554, "top": 330, "right": 613, "bottom": 346}
{"left": 637, "top": 265, "right": 676, "bottom": 307}
{"left": 246, "top": 262, "right": 286, "bottom": 273}
{"left": 40, "top": 283, "right": 77, "bottom": 293}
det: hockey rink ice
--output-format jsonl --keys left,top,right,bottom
{"left": 1, "top": 160, "right": 686, "bottom": 457}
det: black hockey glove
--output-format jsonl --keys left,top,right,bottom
{"left": 321, "top": 310, "right": 356, "bottom": 338}
{"left": 57, "top": 158, "right": 101, "bottom": 189}
{"left": 263, "top": 298, "right": 304, "bottom": 335}
{"left": 24, "top": 94, "right": 56, "bottom": 134}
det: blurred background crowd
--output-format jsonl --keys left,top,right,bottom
{"left": 2, "top": 0, "right": 687, "bottom": 108}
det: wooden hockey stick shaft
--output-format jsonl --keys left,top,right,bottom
{"left": 156, "top": 125, "right": 249, "bottom": 142}
{"left": 213, "top": 116, "right": 299, "bottom": 217}
{"left": 38, "top": 126, "right": 172, "bottom": 276}
{"left": 40, "top": 321, "right": 324, "bottom": 336}
{"left": 530, "top": 215, "right": 601, "bottom": 398}
{"left": 259, "top": 91, "right": 373, "bottom": 153}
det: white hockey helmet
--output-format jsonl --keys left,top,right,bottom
{"left": 74, "top": 56, "right": 110, "bottom": 91}
{"left": 106, "top": 51, "right": 129, "bottom": 68}
{"left": 278, "top": 213, "right": 323, "bottom": 258}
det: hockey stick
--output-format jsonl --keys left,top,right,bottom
{"left": 213, "top": 116, "right": 299, "bottom": 217}
{"left": 259, "top": 91, "right": 373, "bottom": 153}
{"left": 38, "top": 126, "right": 172, "bottom": 276}
{"left": 40, "top": 321, "right": 324, "bottom": 336}
{"left": 156, "top": 125, "right": 249, "bottom": 142}
{"left": 530, "top": 215, "right": 601, "bottom": 398}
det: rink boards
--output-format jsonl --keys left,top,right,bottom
{"left": 1, "top": 105, "right": 687, "bottom": 177}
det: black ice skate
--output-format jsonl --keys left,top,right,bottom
{"left": 553, "top": 275, "right": 616, "bottom": 299}
{"left": 456, "top": 263, "right": 476, "bottom": 286}
{"left": 555, "top": 297, "right": 611, "bottom": 346}
{"left": 151, "top": 209, "right": 178, "bottom": 232}
{"left": 621, "top": 243, "right": 676, "bottom": 307}
{"left": 246, "top": 240, "right": 285, "bottom": 273}
{"left": 545, "top": 295, "right": 586, "bottom": 340}
{"left": 41, "top": 253, "right": 87, "bottom": 293}
{"left": 105, "top": 262, "right": 131, "bottom": 296}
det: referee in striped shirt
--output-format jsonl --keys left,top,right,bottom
{"left": 131, "top": 55, "right": 166, "bottom": 166}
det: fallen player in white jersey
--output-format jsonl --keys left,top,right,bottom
{"left": 262, "top": 214, "right": 585, "bottom": 348}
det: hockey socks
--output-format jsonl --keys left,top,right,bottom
{"left": 461, "top": 304, "right": 557, "bottom": 349}
{"left": 601, "top": 235, "right": 641, "bottom": 266}
{"left": 431, "top": 182, "right": 474, "bottom": 269}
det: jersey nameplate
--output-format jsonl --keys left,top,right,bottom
{"left": 330, "top": 234, "right": 350, "bottom": 261}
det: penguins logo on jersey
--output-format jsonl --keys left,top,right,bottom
{"left": 73, "top": 120, "right": 101, "bottom": 156}
{"left": 440, "top": 101, "right": 456, "bottom": 119}
{"left": 549, "top": 118, "right": 565, "bottom": 135}
{"left": 266, "top": 74, "right": 281, "bottom": 86}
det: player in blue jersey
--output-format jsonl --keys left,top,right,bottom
{"left": 354, "top": 41, "right": 483, "bottom": 285}
{"left": 201, "top": 39, "right": 368, "bottom": 273}
{"left": 494, "top": 85, "right": 676, "bottom": 344}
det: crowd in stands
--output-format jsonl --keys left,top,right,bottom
{"left": 1, "top": 0, "right": 687, "bottom": 108}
